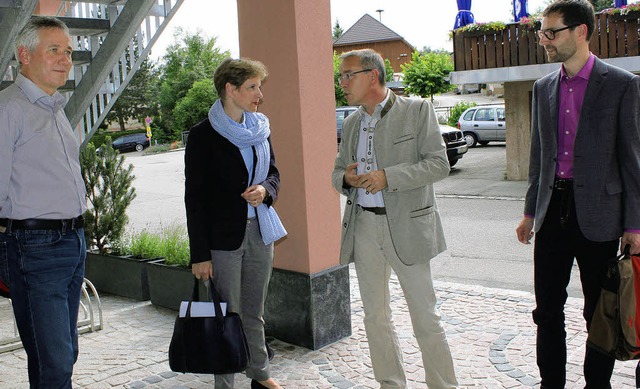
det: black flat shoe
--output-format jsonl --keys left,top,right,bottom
{"left": 251, "top": 379, "right": 268, "bottom": 389}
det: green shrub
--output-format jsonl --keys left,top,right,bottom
{"left": 144, "top": 144, "right": 171, "bottom": 154}
{"left": 160, "top": 224, "right": 190, "bottom": 267}
{"left": 143, "top": 141, "right": 184, "bottom": 155}
{"left": 116, "top": 224, "right": 190, "bottom": 267}
{"left": 448, "top": 101, "right": 477, "bottom": 127}
{"left": 129, "top": 230, "right": 165, "bottom": 259}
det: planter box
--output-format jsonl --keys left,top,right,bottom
{"left": 85, "top": 252, "right": 157, "bottom": 301}
{"left": 610, "top": 11, "right": 640, "bottom": 21}
{"left": 460, "top": 29, "right": 503, "bottom": 38}
{"left": 147, "top": 259, "right": 206, "bottom": 311}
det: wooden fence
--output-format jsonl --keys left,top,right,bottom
{"left": 452, "top": 12, "right": 639, "bottom": 71}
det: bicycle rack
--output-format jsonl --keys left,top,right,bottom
{"left": 0, "top": 278, "right": 103, "bottom": 354}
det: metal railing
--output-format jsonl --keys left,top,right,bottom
{"left": 0, "top": 278, "right": 102, "bottom": 354}
{"left": 1, "top": 1, "right": 184, "bottom": 146}
{"left": 64, "top": 0, "right": 184, "bottom": 146}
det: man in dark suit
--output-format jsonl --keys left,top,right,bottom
{"left": 516, "top": 0, "right": 640, "bottom": 387}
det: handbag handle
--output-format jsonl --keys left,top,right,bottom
{"left": 622, "top": 244, "right": 631, "bottom": 257}
{"left": 190, "top": 277, "right": 226, "bottom": 319}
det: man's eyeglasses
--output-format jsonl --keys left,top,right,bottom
{"left": 339, "top": 69, "right": 372, "bottom": 82}
{"left": 536, "top": 24, "right": 580, "bottom": 40}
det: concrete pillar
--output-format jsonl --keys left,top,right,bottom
{"left": 504, "top": 81, "right": 534, "bottom": 181}
{"left": 237, "top": 0, "right": 350, "bottom": 349}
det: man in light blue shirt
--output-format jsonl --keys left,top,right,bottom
{"left": 0, "top": 16, "right": 87, "bottom": 388}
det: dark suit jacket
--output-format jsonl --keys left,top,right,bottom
{"left": 184, "top": 118, "right": 280, "bottom": 264}
{"left": 525, "top": 57, "right": 640, "bottom": 241}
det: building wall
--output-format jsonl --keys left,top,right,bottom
{"left": 504, "top": 81, "right": 534, "bottom": 181}
{"left": 334, "top": 40, "right": 413, "bottom": 73}
{"left": 35, "top": 0, "right": 69, "bottom": 16}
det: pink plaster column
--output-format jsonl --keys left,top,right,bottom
{"left": 237, "top": 0, "right": 349, "bottom": 349}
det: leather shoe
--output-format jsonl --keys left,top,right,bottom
{"left": 251, "top": 379, "right": 268, "bottom": 389}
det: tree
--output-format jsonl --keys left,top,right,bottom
{"left": 402, "top": 51, "right": 454, "bottom": 101}
{"left": 157, "top": 28, "right": 229, "bottom": 141}
{"left": 333, "top": 51, "right": 348, "bottom": 107}
{"left": 591, "top": 0, "right": 612, "bottom": 11}
{"left": 384, "top": 58, "right": 394, "bottom": 82}
{"left": 105, "top": 58, "right": 159, "bottom": 131}
{"left": 332, "top": 20, "right": 344, "bottom": 41}
{"left": 173, "top": 78, "right": 217, "bottom": 133}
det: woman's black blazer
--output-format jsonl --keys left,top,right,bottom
{"left": 184, "top": 118, "right": 280, "bottom": 264}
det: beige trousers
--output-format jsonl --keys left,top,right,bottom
{"left": 353, "top": 207, "right": 458, "bottom": 389}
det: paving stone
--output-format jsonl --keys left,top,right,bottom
{"left": 3, "top": 276, "right": 640, "bottom": 388}
{"left": 126, "top": 381, "right": 147, "bottom": 388}
{"left": 142, "top": 375, "right": 163, "bottom": 384}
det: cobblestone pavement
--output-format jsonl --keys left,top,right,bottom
{"left": 1, "top": 266, "right": 638, "bottom": 388}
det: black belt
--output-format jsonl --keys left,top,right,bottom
{"left": 553, "top": 178, "right": 573, "bottom": 191}
{"left": 359, "top": 206, "right": 387, "bottom": 215}
{"left": 0, "top": 216, "right": 84, "bottom": 231}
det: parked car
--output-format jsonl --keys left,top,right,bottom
{"left": 455, "top": 83, "right": 480, "bottom": 94}
{"left": 111, "top": 133, "right": 150, "bottom": 153}
{"left": 439, "top": 124, "right": 468, "bottom": 167}
{"left": 457, "top": 104, "right": 506, "bottom": 147}
{"left": 335, "top": 107, "right": 467, "bottom": 167}
{"left": 336, "top": 106, "right": 357, "bottom": 144}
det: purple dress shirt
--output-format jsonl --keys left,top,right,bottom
{"left": 556, "top": 54, "right": 595, "bottom": 179}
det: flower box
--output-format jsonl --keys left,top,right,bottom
{"left": 609, "top": 11, "right": 640, "bottom": 21}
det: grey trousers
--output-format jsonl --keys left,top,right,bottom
{"left": 211, "top": 218, "right": 274, "bottom": 389}
{"left": 353, "top": 207, "right": 458, "bottom": 389}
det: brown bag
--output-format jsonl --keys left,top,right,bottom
{"left": 587, "top": 247, "right": 640, "bottom": 361}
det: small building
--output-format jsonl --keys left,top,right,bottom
{"left": 333, "top": 14, "right": 414, "bottom": 73}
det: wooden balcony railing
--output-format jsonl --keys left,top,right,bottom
{"left": 452, "top": 12, "right": 639, "bottom": 71}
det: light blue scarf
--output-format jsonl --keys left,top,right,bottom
{"left": 208, "top": 99, "right": 287, "bottom": 245}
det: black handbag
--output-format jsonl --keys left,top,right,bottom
{"left": 169, "top": 278, "right": 250, "bottom": 374}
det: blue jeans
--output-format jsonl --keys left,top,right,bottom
{"left": 0, "top": 226, "right": 86, "bottom": 389}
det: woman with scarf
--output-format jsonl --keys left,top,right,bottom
{"left": 185, "top": 58, "right": 286, "bottom": 389}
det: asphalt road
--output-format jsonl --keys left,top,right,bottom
{"left": 433, "top": 143, "right": 583, "bottom": 298}
{"left": 123, "top": 143, "right": 584, "bottom": 298}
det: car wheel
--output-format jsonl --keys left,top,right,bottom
{"left": 478, "top": 141, "right": 489, "bottom": 146}
{"left": 464, "top": 133, "right": 478, "bottom": 148}
{"left": 135, "top": 144, "right": 144, "bottom": 152}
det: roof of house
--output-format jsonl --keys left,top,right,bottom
{"left": 333, "top": 14, "right": 411, "bottom": 46}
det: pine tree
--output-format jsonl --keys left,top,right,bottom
{"left": 333, "top": 20, "right": 344, "bottom": 40}
{"left": 81, "top": 137, "right": 137, "bottom": 253}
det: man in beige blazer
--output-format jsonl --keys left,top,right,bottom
{"left": 331, "top": 49, "right": 457, "bottom": 389}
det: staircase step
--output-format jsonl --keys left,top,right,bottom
{"left": 58, "top": 16, "right": 110, "bottom": 36}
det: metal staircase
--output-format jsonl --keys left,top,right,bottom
{"left": 0, "top": 0, "right": 185, "bottom": 146}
